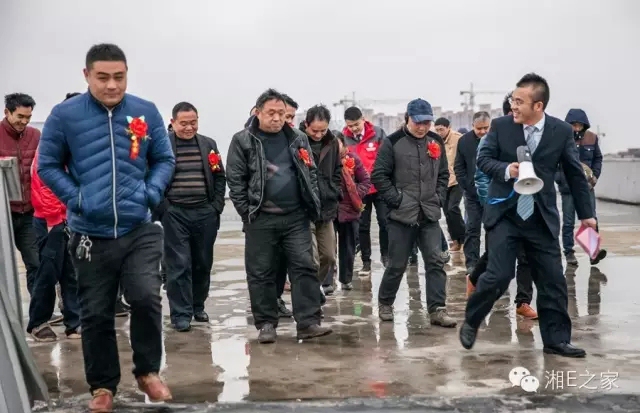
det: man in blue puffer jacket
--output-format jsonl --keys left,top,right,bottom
{"left": 466, "top": 93, "right": 538, "bottom": 320}
{"left": 38, "top": 43, "right": 175, "bottom": 411}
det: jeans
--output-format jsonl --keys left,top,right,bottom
{"left": 411, "top": 227, "right": 448, "bottom": 259}
{"left": 27, "top": 218, "right": 80, "bottom": 335}
{"left": 163, "top": 204, "right": 218, "bottom": 324}
{"left": 70, "top": 223, "right": 164, "bottom": 395}
{"left": 561, "top": 190, "right": 598, "bottom": 255}
{"left": 11, "top": 211, "right": 40, "bottom": 295}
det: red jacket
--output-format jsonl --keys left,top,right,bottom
{"left": 342, "top": 121, "right": 386, "bottom": 195}
{"left": 31, "top": 148, "right": 66, "bottom": 227}
{"left": 0, "top": 118, "right": 40, "bottom": 213}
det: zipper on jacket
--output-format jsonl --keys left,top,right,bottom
{"left": 247, "top": 132, "right": 265, "bottom": 223}
{"left": 107, "top": 110, "right": 119, "bottom": 238}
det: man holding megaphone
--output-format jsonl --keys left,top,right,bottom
{"left": 460, "top": 73, "right": 597, "bottom": 358}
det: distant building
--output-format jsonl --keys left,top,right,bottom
{"left": 432, "top": 105, "right": 502, "bottom": 131}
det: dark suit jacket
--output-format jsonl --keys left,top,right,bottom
{"left": 476, "top": 114, "right": 593, "bottom": 239}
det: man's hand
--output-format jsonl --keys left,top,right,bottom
{"left": 581, "top": 218, "right": 597, "bottom": 230}
{"left": 508, "top": 162, "right": 520, "bottom": 179}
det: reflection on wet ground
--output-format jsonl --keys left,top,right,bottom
{"left": 21, "top": 201, "right": 640, "bottom": 411}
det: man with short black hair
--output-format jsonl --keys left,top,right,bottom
{"left": 0, "top": 93, "right": 40, "bottom": 295}
{"left": 342, "top": 106, "right": 388, "bottom": 274}
{"left": 161, "top": 101, "right": 226, "bottom": 332}
{"left": 282, "top": 94, "right": 298, "bottom": 128}
{"left": 454, "top": 111, "right": 491, "bottom": 275}
{"left": 27, "top": 92, "right": 82, "bottom": 343}
{"left": 461, "top": 73, "right": 595, "bottom": 357}
{"left": 227, "top": 88, "right": 331, "bottom": 344}
{"left": 300, "top": 105, "right": 342, "bottom": 292}
{"left": 38, "top": 43, "right": 175, "bottom": 411}
{"left": 434, "top": 117, "right": 465, "bottom": 252}
{"left": 372, "top": 99, "right": 456, "bottom": 327}
{"left": 468, "top": 92, "right": 537, "bottom": 320}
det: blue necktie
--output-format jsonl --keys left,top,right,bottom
{"left": 516, "top": 125, "right": 538, "bottom": 220}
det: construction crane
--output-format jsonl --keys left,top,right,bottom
{"left": 332, "top": 92, "right": 410, "bottom": 112}
{"left": 459, "top": 83, "right": 506, "bottom": 112}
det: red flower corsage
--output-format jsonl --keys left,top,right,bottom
{"left": 208, "top": 150, "right": 221, "bottom": 172}
{"left": 126, "top": 116, "right": 150, "bottom": 160}
{"left": 427, "top": 140, "right": 441, "bottom": 159}
{"left": 299, "top": 148, "right": 312, "bottom": 167}
{"left": 343, "top": 155, "right": 355, "bottom": 175}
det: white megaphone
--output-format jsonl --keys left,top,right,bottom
{"left": 513, "top": 146, "right": 543, "bottom": 195}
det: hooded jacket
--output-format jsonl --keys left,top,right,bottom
{"left": 555, "top": 109, "right": 602, "bottom": 193}
{"left": 342, "top": 121, "right": 386, "bottom": 195}
{"left": 299, "top": 122, "right": 342, "bottom": 222}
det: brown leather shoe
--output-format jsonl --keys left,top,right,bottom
{"left": 89, "top": 388, "right": 113, "bottom": 412}
{"left": 516, "top": 303, "right": 538, "bottom": 319}
{"left": 466, "top": 275, "right": 476, "bottom": 298}
{"left": 136, "top": 374, "right": 172, "bottom": 402}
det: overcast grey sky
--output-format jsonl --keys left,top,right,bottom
{"left": 2, "top": 0, "right": 638, "bottom": 155}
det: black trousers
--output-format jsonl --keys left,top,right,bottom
{"left": 244, "top": 210, "right": 322, "bottom": 330}
{"left": 379, "top": 219, "right": 447, "bottom": 313}
{"left": 69, "top": 222, "right": 164, "bottom": 395}
{"left": 11, "top": 211, "right": 40, "bottom": 295}
{"left": 463, "top": 196, "right": 483, "bottom": 270}
{"left": 337, "top": 220, "right": 359, "bottom": 284}
{"left": 275, "top": 247, "right": 288, "bottom": 298}
{"left": 359, "top": 193, "right": 389, "bottom": 263}
{"left": 27, "top": 219, "right": 80, "bottom": 335}
{"left": 443, "top": 185, "right": 465, "bottom": 244}
{"left": 163, "top": 204, "right": 218, "bottom": 324}
{"left": 465, "top": 209, "right": 570, "bottom": 346}
{"left": 468, "top": 233, "right": 534, "bottom": 305}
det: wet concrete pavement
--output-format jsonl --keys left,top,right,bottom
{"left": 18, "top": 200, "right": 640, "bottom": 412}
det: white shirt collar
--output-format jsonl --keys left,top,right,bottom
{"left": 524, "top": 114, "right": 545, "bottom": 132}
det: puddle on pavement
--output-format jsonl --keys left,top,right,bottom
{"left": 26, "top": 244, "right": 640, "bottom": 408}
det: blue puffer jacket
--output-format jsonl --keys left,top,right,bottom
{"left": 38, "top": 92, "right": 175, "bottom": 239}
{"left": 474, "top": 138, "right": 491, "bottom": 204}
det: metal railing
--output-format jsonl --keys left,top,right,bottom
{"left": 0, "top": 157, "right": 50, "bottom": 412}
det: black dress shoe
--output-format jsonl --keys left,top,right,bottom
{"left": 590, "top": 249, "right": 607, "bottom": 266}
{"left": 194, "top": 311, "right": 209, "bottom": 323}
{"left": 543, "top": 342, "right": 586, "bottom": 358}
{"left": 459, "top": 322, "right": 477, "bottom": 350}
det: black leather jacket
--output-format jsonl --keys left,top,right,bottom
{"left": 226, "top": 118, "right": 321, "bottom": 223}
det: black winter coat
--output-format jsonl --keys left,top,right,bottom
{"left": 371, "top": 128, "right": 449, "bottom": 226}
{"left": 226, "top": 118, "right": 321, "bottom": 223}
{"left": 300, "top": 124, "right": 342, "bottom": 222}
